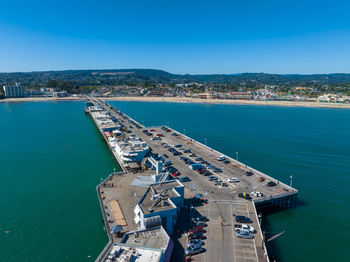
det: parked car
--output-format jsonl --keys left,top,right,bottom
{"left": 193, "top": 220, "right": 206, "bottom": 227}
{"left": 171, "top": 132, "right": 179, "bottom": 136}
{"left": 179, "top": 177, "right": 191, "bottom": 182}
{"left": 213, "top": 168, "right": 223, "bottom": 173}
{"left": 236, "top": 231, "right": 254, "bottom": 239}
{"left": 214, "top": 180, "right": 223, "bottom": 186}
{"left": 192, "top": 225, "right": 204, "bottom": 230}
{"left": 235, "top": 215, "right": 252, "bottom": 223}
{"left": 267, "top": 181, "right": 277, "bottom": 187}
{"left": 239, "top": 192, "right": 251, "bottom": 200}
{"left": 246, "top": 171, "right": 254, "bottom": 176}
{"left": 163, "top": 154, "right": 169, "bottom": 158}
{"left": 172, "top": 171, "right": 181, "bottom": 177}
{"left": 188, "top": 232, "right": 203, "bottom": 240}
{"left": 164, "top": 161, "right": 172, "bottom": 167}
{"left": 185, "top": 245, "right": 203, "bottom": 256}
{"left": 186, "top": 239, "right": 203, "bottom": 248}
{"left": 208, "top": 176, "right": 217, "bottom": 181}
{"left": 251, "top": 191, "right": 263, "bottom": 197}
{"left": 223, "top": 159, "right": 230, "bottom": 164}
{"left": 234, "top": 224, "right": 255, "bottom": 233}
{"left": 217, "top": 155, "right": 227, "bottom": 161}
{"left": 227, "top": 177, "right": 239, "bottom": 183}
{"left": 190, "top": 227, "right": 205, "bottom": 233}
{"left": 257, "top": 177, "right": 265, "bottom": 182}
{"left": 198, "top": 169, "right": 206, "bottom": 174}
{"left": 203, "top": 171, "right": 212, "bottom": 176}
{"left": 193, "top": 216, "right": 208, "bottom": 222}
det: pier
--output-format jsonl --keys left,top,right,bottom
{"left": 86, "top": 98, "right": 298, "bottom": 262}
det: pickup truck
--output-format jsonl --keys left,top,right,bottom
{"left": 234, "top": 224, "right": 255, "bottom": 233}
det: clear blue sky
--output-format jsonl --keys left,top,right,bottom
{"left": 1, "top": 0, "right": 350, "bottom": 74}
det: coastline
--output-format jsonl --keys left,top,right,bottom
{"left": 2, "top": 96, "right": 350, "bottom": 109}
{"left": 0, "top": 97, "right": 84, "bottom": 103}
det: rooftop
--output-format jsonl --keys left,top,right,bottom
{"left": 104, "top": 245, "right": 162, "bottom": 262}
{"left": 123, "top": 226, "right": 169, "bottom": 250}
{"left": 139, "top": 180, "right": 183, "bottom": 214}
{"left": 102, "top": 227, "right": 170, "bottom": 262}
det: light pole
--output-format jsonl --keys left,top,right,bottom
{"left": 190, "top": 205, "right": 194, "bottom": 222}
{"left": 236, "top": 152, "right": 239, "bottom": 161}
{"left": 183, "top": 129, "right": 186, "bottom": 136}
{"left": 204, "top": 137, "right": 207, "bottom": 146}
{"left": 290, "top": 175, "right": 293, "bottom": 187}
{"left": 133, "top": 192, "right": 137, "bottom": 206}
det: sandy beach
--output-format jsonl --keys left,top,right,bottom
{"left": 1, "top": 96, "right": 350, "bottom": 109}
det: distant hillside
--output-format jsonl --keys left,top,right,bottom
{"left": 1, "top": 69, "right": 350, "bottom": 87}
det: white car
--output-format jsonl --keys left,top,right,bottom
{"left": 235, "top": 223, "right": 255, "bottom": 234}
{"left": 217, "top": 155, "right": 227, "bottom": 161}
{"left": 228, "top": 177, "right": 240, "bottom": 183}
{"left": 251, "top": 191, "right": 263, "bottom": 197}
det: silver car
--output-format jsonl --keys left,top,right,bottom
{"left": 185, "top": 244, "right": 203, "bottom": 256}
{"left": 236, "top": 231, "right": 254, "bottom": 239}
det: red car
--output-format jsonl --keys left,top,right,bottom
{"left": 190, "top": 228, "right": 205, "bottom": 233}
{"left": 193, "top": 226, "right": 203, "bottom": 231}
{"left": 150, "top": 129, "right": 155, "bottom": 132}
{"left": 172, "top": 171, "right": 181, "bottom": 177}
{"left": 156, "top": 134, "right": 164, "bottom": 137}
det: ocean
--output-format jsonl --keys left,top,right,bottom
{"left": 1, "top": 100, "right": 349, "bottom": 261}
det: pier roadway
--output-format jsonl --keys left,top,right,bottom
{"left": 206, "top": 200, "right": 235, "bottom": 262}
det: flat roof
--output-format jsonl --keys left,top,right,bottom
{"left": 139, "top": 180, "right": 182, "bottom": 214}
{"left": 123, "top": 227, "right": 169, "bottom": 249}
{"left": 102, "top": 227, "right": 169, "bottom": 262}
{"left": 104, "top": 245, "right": 162, "bottom": 262}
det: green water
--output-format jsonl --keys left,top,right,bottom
{"left": 0, "top": 101, "right": 119, "bottom": 261}
{"left": 1, "top": 101, "right": 350, "bottom": 261}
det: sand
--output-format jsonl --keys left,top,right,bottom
{"left": 1, "top": 96, "right": 350, "bottom": 109}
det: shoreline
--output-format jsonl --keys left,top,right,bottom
{"left": 1, "top": 96, "right": 350, "bottom": 109}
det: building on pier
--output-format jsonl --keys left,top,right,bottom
{"left": 134, "top": 180, "right": 184, "bottom": 235}
{"left": 102, "top": 226, "right": 173, "bottom": 262}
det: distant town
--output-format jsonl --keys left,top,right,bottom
{"left": 1, "top": 69, "right": 350, "bottom": 103}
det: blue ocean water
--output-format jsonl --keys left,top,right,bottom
{"left": 1, "top": 100, "right": 349, "bottom": 261}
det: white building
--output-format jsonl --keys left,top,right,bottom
{"left": 3, "top": 84, "right": 24, "bottom": 97}
{"left": 102, "top": 226, "right": 173, "bottom": 262}
{"left": 134, "top": 180, "right": 184, "bottom": 235}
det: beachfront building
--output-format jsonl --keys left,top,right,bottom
{"left": 3, "top": 84, "right": 24, "bottom": 97}
{"left": 102, "top": 226, "right": 173, "bottom": 262}
{"left": 134, "top": 180, "right": 184, "bottom": 235}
